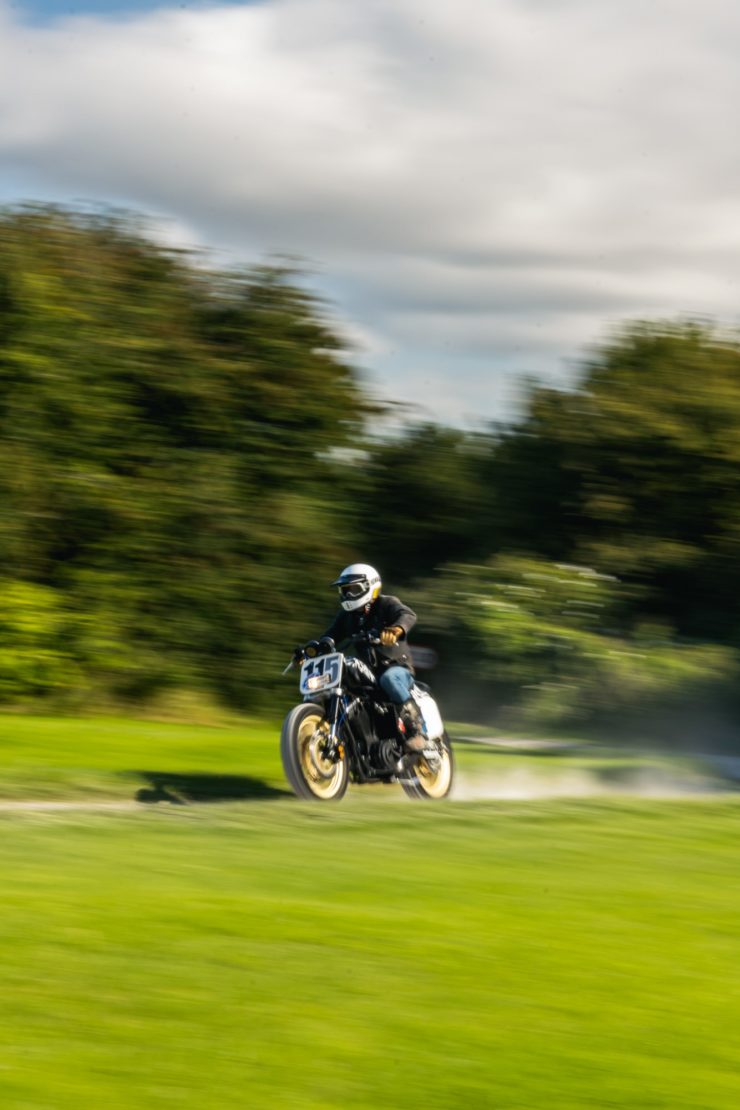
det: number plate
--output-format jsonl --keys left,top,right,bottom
{"left": 300, "top": 653, "right": 343, "bottom": 696}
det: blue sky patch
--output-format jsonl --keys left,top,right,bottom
{"left": 10, "top": 0, "right": 250, "bottom": 25}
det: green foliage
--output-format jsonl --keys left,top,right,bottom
{"left": 415, "top": 556, "right": 735, "bottom": 725}
{"left": 0, "top": 580, "right": 83, "bottom": 700}
{"left": 3, "top": 204, "right": 740, "bottom": 731}
{"left": 352, "top": 424, "right": 491, "bottom": 583}
{"left": 494, "top": 321, "right": 740, "bottom": 643}
{"left": 0, "top": 205, "right": 370, "bottom": 706}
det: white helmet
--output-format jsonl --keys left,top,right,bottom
{"left": 332, "top": 563, "right": 382, "bottom": 612}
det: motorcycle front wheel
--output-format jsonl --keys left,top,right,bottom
{"left": 400, "top": 732, "right": 455, "bottom": 800}
{"left": 280, "top": 702, "right": 349, "bottom": 801}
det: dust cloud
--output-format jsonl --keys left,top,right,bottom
{"left": 451, "top": 766, "right": 732, "bottom": 802}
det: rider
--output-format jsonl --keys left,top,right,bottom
{"left": 297, "top": 563, "right": 426, "bottom": 753}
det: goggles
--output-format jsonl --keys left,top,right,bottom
{"left": 338, "top": 579, "right": 368, "bottom": 601}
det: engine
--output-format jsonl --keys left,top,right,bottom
{"left": 370, "top": 738, "right": 403, "bottom": 771}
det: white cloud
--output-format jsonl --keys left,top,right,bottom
{"left": 2, "top": 0, "right": 740, "bottom": 422}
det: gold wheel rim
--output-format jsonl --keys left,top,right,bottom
{"left": 415, "top": 746, "right": 452, "bottom": 799}
{"left": 297, "top": 712, "right": 345, "bottom": 799}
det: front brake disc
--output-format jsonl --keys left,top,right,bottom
{"left": 308, "top": 730, "right": 336, "bottom": 780}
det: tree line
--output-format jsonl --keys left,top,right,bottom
{"left": 1, "top": 204, "right": 739, "bottom": 733}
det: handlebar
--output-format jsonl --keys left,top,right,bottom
{"left": 282, "top": 630, "right": 383, "bottom": 674}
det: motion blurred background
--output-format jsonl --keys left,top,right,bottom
{"left": 1, "top": 204, "right": 740, "bottom": 743}
{"left": 3, "top": 3, "right": 740, "bottom": 1109}
{"left": 2, "top": 0, "right": 740, "bottom": 740}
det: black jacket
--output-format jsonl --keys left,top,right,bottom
{"left": 322, "top": 594, "right": 417, "bottom": 673}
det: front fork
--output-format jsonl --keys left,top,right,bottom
{"left": 322, "top": 692, "right": 369, "bottom": 767}
{"left": 318, "top": 693, "right": 346, "bottom": 763}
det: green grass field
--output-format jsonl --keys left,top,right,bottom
{"left": 1, "top": 716, "right": 740, "bottom": 1108}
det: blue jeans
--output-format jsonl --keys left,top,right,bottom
{"left": 378, "top": 665, "right": 415, "bottom": 705}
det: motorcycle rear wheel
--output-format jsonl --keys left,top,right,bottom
{"left": 400, "top": 732, "right": 455, "bottom": 800}
{"left": 280, "top": 702, "right": 349, "bottom": 801}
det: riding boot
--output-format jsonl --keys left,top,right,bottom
{"left": 399, "top": 698, "right": 426, "bottom": 753}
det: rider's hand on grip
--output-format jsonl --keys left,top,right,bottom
{"left": 380, "top": 626, "right": 402, "bottom": 646}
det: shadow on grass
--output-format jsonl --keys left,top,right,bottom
{"left": 131, "top": 771, "right": 291, "bottom": 805}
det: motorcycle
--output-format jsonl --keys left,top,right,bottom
{"left": 280, "top": 632, "right": 454, "bottom": 801}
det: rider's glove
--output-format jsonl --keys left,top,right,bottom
{"left": 380, "top": 626, "right": 403, "bottom": 646}
{"left": 292, "top": 647, "right": 306, "bottom": 666}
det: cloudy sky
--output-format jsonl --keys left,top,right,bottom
{"left": 2, "top": 0, "right": 740, "bottom": 424}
